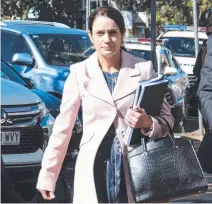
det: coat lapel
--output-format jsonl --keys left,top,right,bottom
{"left": 112, "top": 51, "right": 141, "bottom": 101}
{"left": 83, "top": 52, "right": 116, "bottom": 107}
{"left": 83, "top": 51, "right": 142, "bottom": 106}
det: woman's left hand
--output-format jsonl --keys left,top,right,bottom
{"left": 125, "top": 107, "right": 153, "bottom": 129}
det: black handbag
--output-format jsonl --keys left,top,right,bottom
{"left": 127, "top": 116, "right": 208, "bottom": 203}
{"left": 197, "top": 129, "right": 212, "bottom": 174}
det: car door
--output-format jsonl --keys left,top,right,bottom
{"left": 163, "top": 47, "right": 187, "bottom": 104}
{"left": 163, "top": 47, "right": 184, "bottom": 81}
{"left": 1, "top": 30, "right": 39, "bottom": 86}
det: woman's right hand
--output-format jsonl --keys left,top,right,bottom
{"left": 38, "top": 189, "right": 55, "bottom": 200}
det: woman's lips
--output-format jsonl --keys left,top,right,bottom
{"left": 102, "top": 46, "right": 113, "bottom": 50}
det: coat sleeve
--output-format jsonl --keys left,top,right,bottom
{"left": 36, "top": 66, "right": 81, "bottom": 192}
{"left": 197, "top": 35, "right": 212, "bottom": 129}
{"left": 140, "top": 61, "right": 175, "bottom": 138}
{"left": 193, "top": 49, "right": 202, "bottom": 79}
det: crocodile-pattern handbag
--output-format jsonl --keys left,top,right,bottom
{"left": 127, "top": 117, "right": 208, "bottom": 203}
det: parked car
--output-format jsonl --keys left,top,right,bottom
{"left": 157, "top": 24, "right": 207, "bottom": 87}
{"left": 1, "top": 60, "right": 61, "bottom": 118}
{"left": 124, "top": 39, "right": 189, "bottom": 132}
{"left": 157, "top": 25, "right": 208, "bottom": 116}
{"left": 1, "top": 20, "right": 92, "bottom": 99}
{"left": 1, "top": 78, "right": 55, "bottom": 184}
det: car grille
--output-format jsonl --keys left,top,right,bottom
{"left": 1, "top": 126, "right": 43, "bottom": 154}
{"left": 1, "top": 104, "right": 43, "bottom": 154}
{"left": 188, "top": 74, "right": 197, "bottom": 87}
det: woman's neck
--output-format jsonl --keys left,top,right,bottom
{"left": 98, "top": 52, "right": 121, "bottom": 73}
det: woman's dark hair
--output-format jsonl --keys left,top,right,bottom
{"left": 88, "top": 6, "right": 126, "bottom": 35}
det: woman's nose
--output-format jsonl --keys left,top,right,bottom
{"left": 103, "top": 33, "right": 111, "bottom": 43}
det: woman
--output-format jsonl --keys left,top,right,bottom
{"left": 37, "top": 6, "right": 174, "bottom": 203}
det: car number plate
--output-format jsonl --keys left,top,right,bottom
{"left": 1, "top": 131, "right": 20, "bottom": 145}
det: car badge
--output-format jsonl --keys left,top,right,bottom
{"left": 1, "top": 109, "right": 13, "bottom": 125}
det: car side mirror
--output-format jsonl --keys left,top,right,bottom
{"left": 164, "top": 67, "right": 178, "bottom": 76}
{"left": 12, "top": 53, "right": 34, "bottom": 67}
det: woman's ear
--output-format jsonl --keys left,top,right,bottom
{"left": 88, "top": 31, "right": 94, "bottom": 45}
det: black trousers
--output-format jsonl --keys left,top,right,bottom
{"left": 93, "top": 129, "right": 127, "bottom": 203}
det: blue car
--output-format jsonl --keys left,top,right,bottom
{"left": 1, "top": 20, "right": 92, "bottom": 99}
{"left": 1, "top": 59, "right": 82, "bottom": 130}
{"left": 1, "top": 60, "right": 61, "bottom": 118}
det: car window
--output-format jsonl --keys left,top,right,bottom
{"left": 163, "top": 48, "right": 175, "bottom": 67}
{"left": 126, "top": 49, "right": 152, "bottom": 61}
{"left": 84, "top": 47, "right": 95, "bottom": 57}
{"left": 1, "top": 30, "right": 32, "bottom": 63}
{"left": 30, "top": 34, "right": 92, "bottom": 66}
{"left": 0, "top": 71, "right": 10, "bottom": 80}
{"left": 1, "top": 61, "right": 28, "bottom": 87}
{"left": 161, "top": 37, "right": 205, "bottom": 58}
{"left": 172, "top": 56, "right": 181, "bottom": 70}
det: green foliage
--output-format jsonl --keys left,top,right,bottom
{"left": 1, "top": 0, "right": 82, "bottom": 28}
{"left": 1, "top": 0, "right": 34, "bottom": 19}
{"left": 1, "top": 0, "right": 211, "bottom": 27}
{"left": 156, "top": 0, "right": 212, "bottom": 26}
{"left": 114, "top": 0, "right": 211, "bottom": 26}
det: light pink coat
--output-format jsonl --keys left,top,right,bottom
{"left": 36, "top": 51, "right": 174, "bottom": 203}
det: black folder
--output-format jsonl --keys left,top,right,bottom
{"left": 136, "top": 79, "right": 169, "bottom": 116}
{"left": 125, "top": 75, "right": 169, "bottom": 145}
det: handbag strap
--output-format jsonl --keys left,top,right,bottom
{"left": 154, "top": 116, "right": 176, "bottom": 146}
{"left": 156, "top": 116, "right": 173, "bottom": 136}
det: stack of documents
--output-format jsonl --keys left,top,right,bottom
{"left": 124, "top": 74, "right": 169, "bottom": 145}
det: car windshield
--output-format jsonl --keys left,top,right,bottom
{"left": 30, "top": 34, "right": 92, "bottom": 66}
{"left": 83, "top": 47, "right": 95, "bottom": 57}
{"left": 0, "top": 71, "right": 10, "bottom": 80}
{"left": 127, "top": 49, "right": 152, "bottom": 61}
{"left": 1, "top": 61, "right": 28, "bottom": 87}
{"left": 161, "top": 37, "right": 205, "bottom": 57}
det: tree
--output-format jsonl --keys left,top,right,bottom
{"left": 114, "top": 0, "right": 211, "bottom": 26}
{"left": 1, "top": 0, "right": 34, "bottom": 19}
{"left": 156, "top": 0, "right": 212, "bottom": 26}
{"left": 1, "top": 0, "right": 83, "bottom": 28}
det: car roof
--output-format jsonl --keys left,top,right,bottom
{"left": 1, "top": 22, "right": 88, "bottom": 35}
{"left": 161, "top": 31, "right": 207, "bottom": 39}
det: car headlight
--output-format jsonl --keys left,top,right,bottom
{"left": 38, "top": 101, "right": 49, "bottom": 119}
{"left": 40, "top": 113, "right": 55, "bottom": 151}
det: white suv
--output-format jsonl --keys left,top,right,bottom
{"left": 1, "top": 78, "right": 54, "bottom": 184}
{"left": 157, "top": 28, "right": 207, "bottom": 87}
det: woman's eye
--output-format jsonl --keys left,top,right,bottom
{"left": 109, "top": 30, "right": 117, "bottom": 35}
{"left": 96, "top": 31, "right": 104, "bottom": 35}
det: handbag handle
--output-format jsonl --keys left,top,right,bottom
{"left": 154, "top": 116, "right": 177, "bottom": 146}
{"left": 141, "top": 116, "right": 177, "bottom": 151}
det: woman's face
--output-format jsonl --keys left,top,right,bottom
{"left": 89, "top": 16, "right": 124, "bottom": 58}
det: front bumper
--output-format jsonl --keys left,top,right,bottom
{"left": 5, "top": 163, "right": 41, "bottom": 184}
{"left": 2, "top": 113, "right": 55, "bottom": 167}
